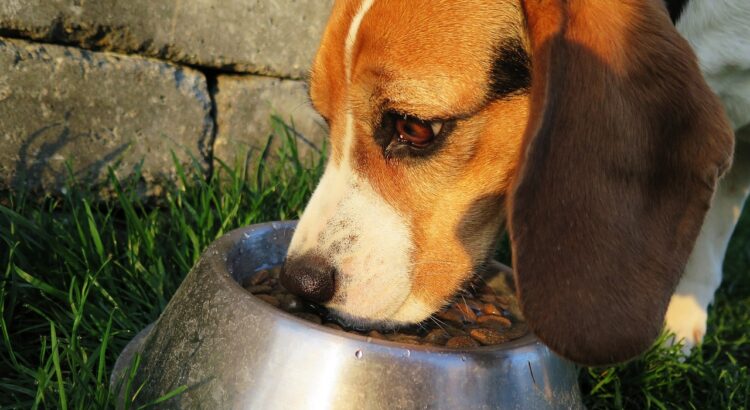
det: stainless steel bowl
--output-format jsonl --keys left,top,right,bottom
{"left": 111, "top": 221, "right": 583, "bottom": 409}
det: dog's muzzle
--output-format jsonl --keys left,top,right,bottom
{"left": 280, "top": 253, "right": 337, "bottom": 303}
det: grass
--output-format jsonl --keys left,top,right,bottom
{"left": 1, "top": 118, "right": 748, "bottom": 409}
{"left": 579, "top": 207, "right": 750, "bottom": 409}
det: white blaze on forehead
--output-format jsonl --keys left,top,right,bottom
{"left": 345, "top": 0, "right": 375, "bottom": 84}
{"left": 340, "top": 0, "right": 375, "bottom": 167}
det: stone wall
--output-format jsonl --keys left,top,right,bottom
{"left": 0, "top": 0, "right": 332, "bottom": 194}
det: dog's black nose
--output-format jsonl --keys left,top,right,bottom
{"left": 280, "top": 254, "right": 336, "bottom": 303}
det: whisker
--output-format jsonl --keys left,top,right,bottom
{"left": 416, "top": 321, "right": 431, "bottom": 333}
{"left": 460, "top": 294, "right": 469, "bottom": 307}
{"left": 429, "top": 316, "right": 448, "bottom": 332}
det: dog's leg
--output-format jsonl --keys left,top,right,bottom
{"left": 665, "top": 132, "right": 750, "bottom": 355}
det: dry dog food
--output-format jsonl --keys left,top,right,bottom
{"left": 242, "top": 266, "right": 528, "bottom": 348}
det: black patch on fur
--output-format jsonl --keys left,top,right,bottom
{"left": 665, "top": 0, "right": 690, "bottom": 23}
{"left": 489, "top": 38, "right": 531, "bottom": 100}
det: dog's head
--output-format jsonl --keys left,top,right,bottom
{"left": 281, "top": 0, "right": 733, "bottom": 365}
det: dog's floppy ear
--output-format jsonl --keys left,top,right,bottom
{"left": 509, "top": 0, "right": 734, "bottom": 365}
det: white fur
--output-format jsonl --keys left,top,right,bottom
{"left": 289, "top": 157, "right": 415, "bottom": 322}
{"left": 677, "top": 0, "right": 750, "bottom": 130}
{"left": 287, "top": 0, "right": 428, "bottom": 324}
{"left": 391, "top": 298, "right": 435, "bottom": 323}
{"left": 345, "top": 0, "right": 375, "bottom": 84}
{"left": 666, "top": 0, "right": 750, "bottom": 353}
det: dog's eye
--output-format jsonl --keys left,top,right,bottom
{"left": 395, "top": 115, "right": 443, "bottom": 148}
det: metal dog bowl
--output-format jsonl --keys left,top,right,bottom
{"left": 111, "top": 221, "right": 583, "bottom": 409}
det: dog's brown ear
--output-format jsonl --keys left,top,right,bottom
{"left": 509, "top": 0, "right": 734, "bottom": 365}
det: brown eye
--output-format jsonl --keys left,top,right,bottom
{"left": 395, "top": 116, "right": 443, "bottom": 148}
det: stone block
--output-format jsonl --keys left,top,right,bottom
{"left": 0, "top": 37, "right": 213, "bottom": 195}
{"left": 0, "top": 0, "right": 333, "bottom": 79}
{"left": 213, "top": 75, "right": 327, "bottom": 169}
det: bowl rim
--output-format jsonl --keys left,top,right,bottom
{"left": 221, "top": 221, "right": 539, "bottom": 355}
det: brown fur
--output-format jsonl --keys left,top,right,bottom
{"left": 311, "top": 0, "right": 530, "bottom": 314}
{"left": 307, "top": 0, "right": 733, "bottom": 365}
{"left": 510, "top": 0, "right": 734, "bottom": 365}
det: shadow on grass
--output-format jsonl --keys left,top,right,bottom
{"left": 0, "top": 119, "right": 325, "bottom": 408}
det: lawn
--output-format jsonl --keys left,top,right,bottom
{"left": 1, "top": 122, "right": 748, "bottom": 409}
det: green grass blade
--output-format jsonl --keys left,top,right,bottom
{"left": 1, "top": 243, "right": 20, "bottom": 368}
{"left": 97, "top": 310, "right": 115, "bottom": 388}
{"left": 136, "top": 385, "right": 188, "bottom": 409}
{"left": 83, "top": 201, "right": 106, "bottom": 263}
{"left": 50, "top": 323, "right": 68, "bottom": 410}
{"left": 14, "top": 266, "right": 67, "bottom": 302}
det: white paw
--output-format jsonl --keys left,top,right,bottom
{"left": 664, "top": 293, "right": 708, "bottom": 356}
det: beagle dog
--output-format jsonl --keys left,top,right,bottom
{"left": 281, "top": 0, "right": 750, "bottom": 365}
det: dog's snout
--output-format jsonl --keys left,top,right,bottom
{"left": 280, "top": 254, "right": 336, "bottom": 303}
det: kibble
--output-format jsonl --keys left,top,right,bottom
{"left": 248, "top": 269, "right": 270, "bottom": 286}
{"left": 476, "top": 315, "right": 512, "bottom": 329}
{"left": 423, "top": 329, "right": 451, "bottom": 345}
{"left": 445, "top": 335, "right": 480, "bottom": 348}
{"left": 481, "top": 303, "right": 502, "bottom": 316}
{"left": 469, "top": 328, "right": 508, "bottom": 345}
{"left": 246, "top": 285, "right": 273, "bottom": 294}
{"left": 390, "top": 334, "right": 422, "bottom": 345}
{"left": 494, "top": 296, "right": 513, "bottom": 310}
{"left": 243, "top": 266, "right": 527, "bottom": 349}
{"left": 436, "top": 308, "right": 465, "bottom": 324}
{"left": 255, "top": 294, "right": 280, "bottom": 308}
